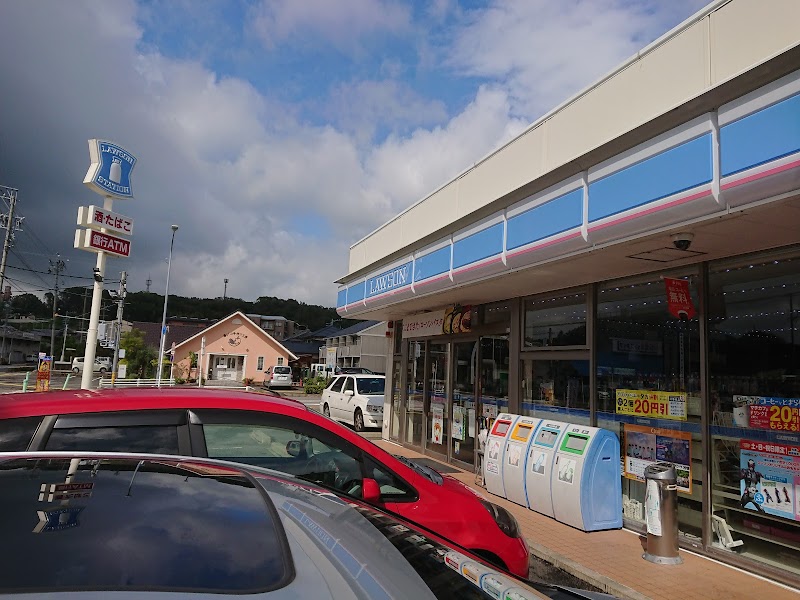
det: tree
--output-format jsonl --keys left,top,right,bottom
{"left": 10, "top": 293, "right": 49, "bottom": 318}
{"left": 119, "top": 329, "right": 156, "bottom": 378}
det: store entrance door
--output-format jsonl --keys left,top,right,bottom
{"left": 389, "top": 357, "right": 402, "bottom": 442}
{"left": 451, "top": 340, "right": 478, "bottom": 469}
{"left": 424, "top": 342, "right": 449, "bottom": 461}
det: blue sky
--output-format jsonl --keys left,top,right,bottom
{"left": 0, "top": 0, "right": 709, "bottom": 307}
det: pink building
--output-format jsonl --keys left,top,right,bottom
{"left": 173, "top": 311, "right": 296, "bottom": 384}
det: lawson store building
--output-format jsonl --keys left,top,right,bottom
{"left": 335, "top": 0, "right": 800, "bottom": 586}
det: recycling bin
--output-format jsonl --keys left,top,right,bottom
{"left": 642, "top": 462, "right": 682, "bottom": 565}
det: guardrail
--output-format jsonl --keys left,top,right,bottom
{"left": 98, "top": 378, "right": 175, "bottom": 388}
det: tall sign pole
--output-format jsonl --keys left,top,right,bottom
{"left": 77, "top": 140, "right": 136, "bottom": 390}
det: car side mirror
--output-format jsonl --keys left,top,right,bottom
{"left": 361, "top": 478, "right": 381, "bottom": 503}
{"left": 285, "top": 440, "right": 303, "bottom": 458}
{"left": 344, "top": 390, "right": 354, "bottom": 397}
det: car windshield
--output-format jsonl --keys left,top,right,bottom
{"left": 356, "top": 377, "right": 385, "bottom": 394}
{"left": 273, "top": 366, "right": 291, "bottom": 374}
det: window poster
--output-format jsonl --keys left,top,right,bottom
{"left": 452, "top": 406, "right": 465, "bottom": 441}
{"left": 734, "top": 395, "right": 800, "bottom": 433}
{"left": 739, "top": 440, "right": 800, "bottom": 522}
{"left": 431, "top": 405, "right": 444, "bottom": 444}
{"left": 624, "top": 424, "right": 692, "bottom": 493}
{"left": 616, "top": 389, "right": 687, "bottom": 421}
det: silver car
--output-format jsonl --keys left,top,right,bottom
{"left": 0, "top": 451, "right": 615, "bottom": 599}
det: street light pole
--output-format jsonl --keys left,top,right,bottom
{"left": 156, "top": 225, "right": 178, "bottom": 387}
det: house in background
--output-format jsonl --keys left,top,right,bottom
{"left": 246, "top": 314, "right": 301, "bottom": 341}
{"left": 321, "top": 321, "right": 388, "bottom": 374}
{"left": 172, "top": 311, "right": 296, "bottom": 384}
{"left": 132, "top": 317, "right": 216, "bottom": 353}
{"left": 282, "top": 322, "right": 343, "bottom": 373}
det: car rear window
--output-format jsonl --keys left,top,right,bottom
{"left": 273, "top": 366, "right": 291, "bottom": 374}
{"left": 45, "top": 425, "right": 180, "bottom": 454}
{"left": 0, "top": 457, "right": 294, "bottom": 594}
{"left": 0, "top": 417, "right": 41, "bottom": 451}
{"left": 356, "top": 377, "right": 385, "bottom": 395}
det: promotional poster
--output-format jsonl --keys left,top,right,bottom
{"left": 624, "top": 424, "right": 692, "bottom": 493}
{"left": 739, "top": 440, "right": 800, "bottom": 521}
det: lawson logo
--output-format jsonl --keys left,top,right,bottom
{"left": 366, "top": 263, "right": 410, "bottom": 298}
{"left": 84, "top": 139, "right": 137, "bottom": 199}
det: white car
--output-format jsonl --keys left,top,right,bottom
{"left": 265, "top": 365, "right": 293, "bottom": 389}
{"left": 321, "top": 374, "right": 385, "bottom": 431}
{"left": 71, "top": 357, "right": 109, "bottom": 374}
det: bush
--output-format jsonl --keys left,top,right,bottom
{"left": 303, "top": 376, "right": 327, "bottom": 394}
{"left": 174, "top": 377, "right": 186, "bottom": 385}
{"left": 243, "top": 377, "right": 255, "bottom": 386}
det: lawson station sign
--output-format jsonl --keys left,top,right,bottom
{"left": 75, "top": 139, "right": 136, "bottom": 260}
{"left": 83, "top": 140, "right": 137, "bottom": 198}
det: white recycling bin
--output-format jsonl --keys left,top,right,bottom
{"left": 551, "top": 423, "right": 622, "bottom": 531}
{"left": 483, "top": 413, "right": 519, "bottom": 499}
{"left": 524, "top": 419, "right": 570, "bottom": 517}
{"left": 502, "top": 417, "right": 542, "bottom": 507}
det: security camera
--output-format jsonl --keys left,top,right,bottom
{"left": 93, "top": 267, "right": 103, "bottom": 283}
{"left": 671, "top": 232, "right": 694, "bottom": 251}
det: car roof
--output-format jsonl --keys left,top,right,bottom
{"left": 0, "top": 387, "right": 308, "bottom": 420}
{"left": 0, "top": 452, "right": 475, "bottom": 599}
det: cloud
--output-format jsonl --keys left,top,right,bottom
{"left": 446, "top": 0, "right": 710, "bottom": 118}
{"left": 250, "top": 0, "right": 412, "bottom": 53}
{"left": 0, "top": 0, "right": 712, "bottom": 310}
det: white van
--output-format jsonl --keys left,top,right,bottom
{"left": 310, "top": 363, "right": 335, "bottom": 379}
{"left": 71, "top": 357, "right": 109, "bottom": 374}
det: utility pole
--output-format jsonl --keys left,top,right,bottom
{"left": 224, "top": 278, "right": 228, "bottom": 300}
{"left": 60, "top": 319, "right": 68, "bottom": 362}
{"left": 0, "top": 186, "right": 24, "bottom": 295}
{"left": 48, "top": 255, "right": 66, "bottom": 358}
{"left": 111, "top": 271, "right": 127, "bottom": 387}
{"left": 0, "top": 186, "right": 23, "bottom": 365}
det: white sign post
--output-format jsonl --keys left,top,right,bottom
{"left": 77, "top": 140, "right": 136, "bottom": 390}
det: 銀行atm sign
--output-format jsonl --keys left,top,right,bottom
{"left": 74, "top": 229, "right": 131, "bottom": 258}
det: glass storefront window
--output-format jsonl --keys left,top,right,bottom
{"left": 479, "top": 336, "right": 510, "bottom": 419}
{"left": 405, "top": 341, "right": 425, "bottom": 446}
{"left": 452, "top": 341, "right": 477, "bottom": 466}
{"left": 524, "top": 292, "right": 587, "bottom": 348}
{"left": 427, "top": 342, "right": 449, "bottom": 458}
{"left": 595, "top": 271, "right": 702, "bottom": 542}
{"left": 708, "top": 249, "right": 800, "bottom": 575}
{"left": 521, "top": 356, "right": 590, "bottom": 425}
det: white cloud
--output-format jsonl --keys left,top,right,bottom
{"left": 0, "top": 0, "right": 712, "bottom": 309}
{"left": 250, "top": 0, "right": 412, "bottom": 52}
{"left": 446, "top": 0, "right": 710, "bottom": 118}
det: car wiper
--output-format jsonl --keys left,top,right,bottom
{"left": 392, "top": 455, "right": 443, "bottom": 485}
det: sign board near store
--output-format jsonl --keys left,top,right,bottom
{"left": 403, "top": 312, "right": 445, "bottom": 339}
{"left": 325, "top": 346, "right": 337, "bottom": 367}
{"left": 77, "top": 205, "right": 133, "bottom": 236}
{"left": 616, "top": 389, "right": 687, "bottom": 421}
{"left": 35, "top": 357, "right": 52, "bottom": 392}
{"left": 83, "top": 139, "right": 137, "bottom": 198}
{"left": 74, "top": 229, "right": 131, "bottom": 258}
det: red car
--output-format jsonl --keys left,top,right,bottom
{"left": 0, "top": 387, "right": 529, "bottom": 577}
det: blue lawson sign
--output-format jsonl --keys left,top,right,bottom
{"left": 83, "top": 139, "right": 137, "bottom": 199}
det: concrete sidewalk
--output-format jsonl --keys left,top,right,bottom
{"left": 374, "top": 439, "right": 798, "bottom": 600}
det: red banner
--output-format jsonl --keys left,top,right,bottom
{"left": 663, "top": 277, "right": 695, "bottom": 320}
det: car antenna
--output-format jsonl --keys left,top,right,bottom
{"left": 126, "top": 460, "right": 145, "bottom": 497}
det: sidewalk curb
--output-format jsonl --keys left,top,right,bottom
{"left": 527, "top": 540, "right": 651, "bottom": 600}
